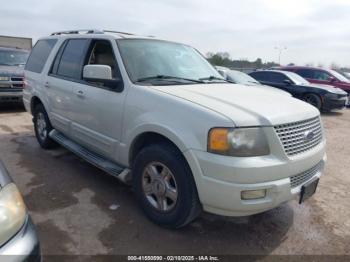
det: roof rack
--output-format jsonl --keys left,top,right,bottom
{"left": 50, "top": 29, "right": 137, "bottom": 37}
{"left": 51, "top": 29, "right": 104, "bottom": 35}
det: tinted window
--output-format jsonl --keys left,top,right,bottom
{"left": 57, "top": 39, "right": 89, "bottom": 79}
{"left": 250, "top": 72, "right": 269, "bottom": 81}
{"left": 25, "top": 39, "right": 57, "bottom": 73}
{"left": 269, "top": 72, "right": 288, "bottom": 83}
{"left": 313, "top": 70, "right": 332, "bottom": 81}
{"left": 295, "top": 69, "right": 314, "bottom": 78}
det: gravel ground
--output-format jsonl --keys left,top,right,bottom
{"left": 0, "top": 104, "right": 349, "bottom": 259}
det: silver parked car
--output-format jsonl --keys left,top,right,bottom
{"left": 0, "top": 160, "right": 40, "bottom": 261}
{"left": 0, "top": 47, "right": 29, "bottom": 103}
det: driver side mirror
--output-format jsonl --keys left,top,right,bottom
{"left": 329, "top": 76, "right": 337, "bottom": 83}
{"left": 283, "top": 79, "right": 292, "bottom": 85}
{"left": 83, "top": 65, "right": 123, "bottom": 90}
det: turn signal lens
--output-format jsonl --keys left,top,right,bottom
{"left": 241, "top": 189, "right": 267, "bottom": 200}
{"left": 208, "top": 128, "right": 230, "bottom": 152}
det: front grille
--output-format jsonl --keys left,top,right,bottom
{"left": 290, "top": 161, "right": 324, "bottom": 188}
{"left": 274, "top": 117, "right": 323, "bottom": 156}
{"left": 11, "top": 77, "right": 24, "bottom": 82}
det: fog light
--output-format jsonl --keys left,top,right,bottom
{"left": 241, "top": 189, "right": 267, "bottom": 200}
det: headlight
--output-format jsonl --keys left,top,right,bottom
{"left": 0, "top": 76, "right": 10, "bottom": 81}
{"left": 0, "top": 183, "right": 26, "bottom": 246}
{"left": 324, "top": 93, "right": 339, "bottom": 99}
{"left": 208, "top": 127, "right": 270, "bottom": 157}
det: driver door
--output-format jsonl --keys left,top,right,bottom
{"left": 69, "top": 39, "right": 126, "bottom": 162}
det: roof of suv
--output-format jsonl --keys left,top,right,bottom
{"left": 46, "top": 29, "right": 155, "bottom": 40}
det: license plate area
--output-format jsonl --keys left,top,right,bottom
{"left": 299, "top": 177, "right": 319, "bottom": 204}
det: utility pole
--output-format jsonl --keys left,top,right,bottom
{"left": 275, "top": 46, "right": 287, "bottom": 65}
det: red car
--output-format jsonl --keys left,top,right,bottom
{"left": 278, "top": 66, "right": 350, "bottom": 95}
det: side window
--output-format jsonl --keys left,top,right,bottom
{"left": 85, "top": 40, "right": 119, "bottom": 79}
{"left": 296, "top": 69, "right": 313, "bottom": 79}
{"left": 25, "top": 39, "right": 57, "bottom": 73}
{"left": 313, "top": 70, "right": 332, "bottom": 81}
{"left": 81, "top": 40, "right": 124, "bottom": 91}
{"left": 250, "top": 72, "right": 268, "bottom": 82}
{"left": 56, "top": 39, "right": 89, "bottom": 80}
{"left": 269, "top": 73, "right": 288, "bottom": 84}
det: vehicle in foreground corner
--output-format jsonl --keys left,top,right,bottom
{"left": 24, "top": 29, "right": 326, "bottom": 228}
{"left": 215, "top": 66, "right": 291, "bottom": 96}
{"left": 249, "top": 70, "right": 348, "bottom": 111}
{"left": 0, "top": 47, "right": 29, "bottom": 104}
{"left": 0, "top": 160, "right": 40, "bottom": 260}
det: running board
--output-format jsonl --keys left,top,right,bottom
{"left": 49, "top": 129, "right": 131, "bottom": 184}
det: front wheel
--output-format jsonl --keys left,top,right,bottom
{"left": 33, "top": 104, "right": 57, "bottom": 149}
{"left": 304, "top": 94, "right": 322, "bottom": 110}
{"left": 132, "top": 144, "right": 201, "bottom": 228}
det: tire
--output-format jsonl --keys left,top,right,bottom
{"left": 33, "top": 104, "right": 57, "bottom": 149}
{"left": 132, "top": 143, "right": 201, "bottom": 228}
{"left": 304, "top": 93, "right": 322, "bottom": 111}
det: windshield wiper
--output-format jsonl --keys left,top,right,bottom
{"left": 199, "top": 76, "right": 230, "bottom": 82}
{"left": 136, "top": 75, "right": 204, "bottom": 84}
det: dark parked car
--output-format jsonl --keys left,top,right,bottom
{"left": 215, "top": 66, "right": 291, "bottom": 96}
{"left": 249, "top": 70, "right": 348, "bottom": 111}
{"left": 0, "top": 160, "right": 40, "bottom": 260}
{"left": 278, "top": 66, "right": 350, "bottom": 96}
{"left": 0, "top": 47, "right": 29, "bottom": 103}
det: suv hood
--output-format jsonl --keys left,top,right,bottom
{"left": 151, "top": 83, "right": 319, "bottom": 126}
{"left": 308, "top": 83, "right": 347, "bottom": 95}
{"left": 0, "top": 65, "right": 24, "bottom": 77}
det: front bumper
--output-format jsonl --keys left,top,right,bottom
{"left": 184, "top": 141, "right": 326, "bottom": 217}
{"left": 0, "top": 216, "right": 41, "bottom": 262}
{"left": 0, "top": 90, "right": 23, "bottom": 102}
{"left": 323, "top": 96, "right": 347, "bottom": 111}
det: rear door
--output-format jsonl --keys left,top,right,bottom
{"left": 24, "top": 39, "right": 57, "bottom": 113}
{"left": 68, "top": 39, "right": 126, "bottom": 161}
{"left": 47, "top": 39, "right": 90, "bottom": 134}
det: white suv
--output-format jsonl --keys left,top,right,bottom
{"left": 23, "top": 30, "right": 326, "bottom": 228}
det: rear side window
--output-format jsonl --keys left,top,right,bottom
{"left": 269, "top": 72, "right": 288, "bottom": 83}
{"left": 296, "top": 69, "right": 314, "bottom": 79}
{"left": 56, "top": 39, "right": 89, "bottom": 80}
{"left": 250, "top": 72, "right": 269, "bottom": 82}
{"left": 25, "top": 39, "right": 57, "bottom": 73}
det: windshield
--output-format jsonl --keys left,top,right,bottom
{"left": 330, "top": 70, "right": 350, "bottom": 83}
{"left": 226, "top": 70, "right": 260, "bottom": 85}
{"left": 0, "top": 50, "right": 29, "bottom": 66}
{"left": 117, "top": 39, "right": 224, "bottom": 85}
{"left": 284, "top": 71, "right": 310, "bottom": 85}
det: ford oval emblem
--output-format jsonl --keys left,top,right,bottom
{"left": 303, "top": 131, "right": 315, "bottom": 142}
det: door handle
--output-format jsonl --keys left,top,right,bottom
{"left": 76, "top": 90, "right": 85, "bottom": 98}
{"left": 44, "top": 82, "right": 50, "bottom": 88}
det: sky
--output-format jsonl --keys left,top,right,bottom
{"left": 1, "top": 0, "right": 350, "bottom": 67}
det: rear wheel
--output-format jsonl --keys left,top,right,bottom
{"left": 33, "top": 104, "right": 57, "bottom": 149}
{"left": 304, "top": 94, "right": 322, "bottom": 110}
{"left": 132, "top": 143, "right": 201, "bottom": 228}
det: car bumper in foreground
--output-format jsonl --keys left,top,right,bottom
{"left": 185, "top": 144, "right": 326, "bottom": 217}
{"left": 0, "top": 91, "right": 23, "bottom": 103}
{"left": 0, "top": 216, "right": 41, "bottom": 262}
{"left": 323, "top": 97, "right": 347, "bottom": 111}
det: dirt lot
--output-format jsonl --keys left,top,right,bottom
{"left": 0, "top": 105, "right": 349, "bottom": 258}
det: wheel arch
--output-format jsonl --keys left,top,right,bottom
{"left": 30, "top": 96, "right": 44, "bottom": 115}
{"left": 129, "top": 131, "right": 186, "bottom": 167}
